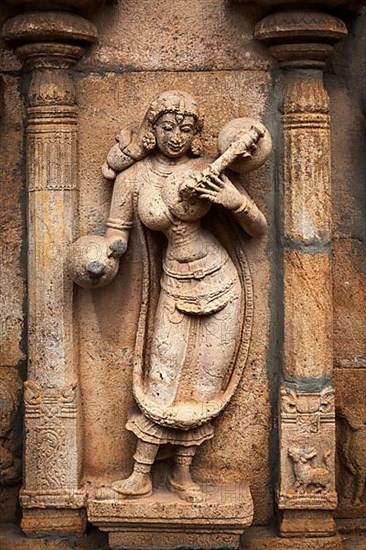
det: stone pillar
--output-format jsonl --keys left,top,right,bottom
{"left": 2, "top": 10, "right": 97, "bottom": 535}
{"left": 254, "top": 6, "right": 351, "bottom": 539}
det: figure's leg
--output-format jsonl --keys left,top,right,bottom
{"left": 167, "top": 445, "right": 202, "bottom": 502}
{"left": 112, "top": 439, "right": 159, "bottom": 497}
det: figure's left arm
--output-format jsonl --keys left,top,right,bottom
{"left": 196, "top": 172, "right": 267, "bottom": 238}
{"left": 230, "top": 185, "right": 267, "bottom": 238}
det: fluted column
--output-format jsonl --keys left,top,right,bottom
{"left": 2, "top": 10, "right": 97, "bottom": 535}
{"left": 254, "top": 6, "right": 350, "bottom": 538}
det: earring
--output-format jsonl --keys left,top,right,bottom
{"left": 191, "top": 136, "right": 203, "bottom": 157}
{"left": 142, "top": 132, "right": 156, "bottom": 151}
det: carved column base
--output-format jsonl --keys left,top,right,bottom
{"left": 88, "top": 483, "right": 253, "bottom": 550}
{"left": 242, "top": 526, "right": 343, "bottom": 550}
{"left": 20, "top": 486, "right": 86, "bottom": 535}
{"left": 279, "top": 510, "right": 336, "bottom": 538}
{"left": 21, "top": 507, "right": 86, "bottom": 537}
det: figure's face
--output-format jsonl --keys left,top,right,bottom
{"left": 154, "top": 113, "right": 196, "bottom": 158}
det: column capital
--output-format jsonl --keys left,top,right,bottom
{"left": 255, "top": 10, "right": 348, "bottom": 68}
{"left": 2, "top": 10, "right": 97, "bottom": 68}
{"left": 238, "top": 0, "right": 365, "bottom": 68}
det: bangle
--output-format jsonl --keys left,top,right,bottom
{"left": 233, "top": 200, "right": 251, "bottom": 215}
{"left": 106, "top": 217, "right": 133, "bottom": 231}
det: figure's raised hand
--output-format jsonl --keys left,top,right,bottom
{"left": 230, "top": 126, "right": 264, "bottom": 158}
{"left": 195, "top": 173, "right": 245, "bottom": 211}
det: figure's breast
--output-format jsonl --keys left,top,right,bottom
{"left": 161, "top": 169, "right": 211, "bottom": 222}
{"left": 137, "top": 173, "right": 172, "bottom": 232}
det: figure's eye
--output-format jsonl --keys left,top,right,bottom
{"left": 181, "top": 126, "right": 193, "bottom": 134}
{"left": 162, "top": 123, "right": 174, "bottom": 132}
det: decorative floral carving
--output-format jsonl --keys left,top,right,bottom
{"left": 23, "top": 381, "right": 77, "bottom": 490}
{"left": 279, "top": 386, "right": 337, "bottom": 510}
{"left": 281, "top": 387, "right": 335, "bottom": 421}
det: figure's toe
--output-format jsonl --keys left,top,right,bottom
{"left": 94, "top": 486, "right": 115, "bottom": 500}
{"left": 167, "top": 475, "right": 203, "bottom": 503}
{"left": 112, "top": 473, "right": 152, "bottom": 498}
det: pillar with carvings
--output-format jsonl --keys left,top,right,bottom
{"left": 2, "top": 7, "right": 98, "bottom": 535}
{"left": 251, "top": 1, "right": 365, "bottom": 538}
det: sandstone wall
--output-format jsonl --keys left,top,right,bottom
{"left": 0, "top": 0, "right": 364, "bottom": 530}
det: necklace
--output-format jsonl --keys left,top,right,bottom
{"left": 148, "top": 157, "right": 174, "bottom": 178}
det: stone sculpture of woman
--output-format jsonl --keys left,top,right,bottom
{"left": 70, "top": 90, "right": 270, "bottom": 502}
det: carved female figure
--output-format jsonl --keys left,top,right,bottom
{"left": 70, "top": 91, "right": 269, "bottom": 502}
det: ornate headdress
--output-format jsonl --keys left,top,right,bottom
{"left": 141, "top": 90, "right": 204, "bottom": 156}
{"left": 146, "top": 90, "right": 204, "bottom": 131}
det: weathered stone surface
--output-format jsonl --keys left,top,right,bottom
{"left": 334, "top": 368, "right": 366, "bottom": 519}
{"left": 0, "top": 74, "right": 24, "bottom": 522}
{"left": 80, "top": 0, "right": 269, "bottom": 72}
{"left": 241, "top": 526, "right": 343, "bottom": 549}
{"left": 241, "top": 0, "right": 366, "bottom": 12}
{"left": 333, "top": 240, "right": 366, "bottom": 370}
{"left": 0, "top": 523, "right": 107, "bottom": 550}
{"left": 0, "top": 1, "right": 364, "bottom": 547}
{"left": 2, "top": 12, "right": 98, "bottom": 46}
{"left": 283, "top": 250, "right": 333, "bottom": 380}
{"left": 0, "top": 74, "right": 25, "bottom": 369}
{"left": 0, "top": 9, "right": 21, "bottom": 73}
{"left": 88, "top": 484, "right": 253, "bottom": 549}
{"left": 329, "top": 82, "right": 366, "bottom": 243}
{"left": 0, "top": 367, "right": 22, "bottom": 523}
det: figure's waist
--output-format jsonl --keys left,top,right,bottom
{"left": 161, "top": 257, "right": 239, "bottom": 315}
{"left": 163, "top": 249, "right": 228, "bottom": 280}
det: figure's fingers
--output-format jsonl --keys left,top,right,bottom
{"left": 203, "top": 179, "right": 222, "bottom": 192}
{"left": 209, "top": 174, "right": 225, "bottom": 187}
{"left": 199, "top": 193, "right": 218, "bottom": 203}
{"left": 220, "top": 174, "right": 235, "bottom": 187}
{"left": 197, "top": 187, "right": 217, "bottom": 196}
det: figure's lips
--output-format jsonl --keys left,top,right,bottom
{"left": 167, "top": 142, "right": 183, "bottom": 152}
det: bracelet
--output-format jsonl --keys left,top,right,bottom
{"left": 106, "top": 217, "right": 133, "bottom": 231}
{"left": 233, "top": 199, "right": 251, "bottom": 215}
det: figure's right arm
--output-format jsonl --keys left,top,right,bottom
{"left": 68, "top": 169, "right": 135, "bottom": 289}
{"left": 104, "top": 170, "right": 135, "bottom": 256}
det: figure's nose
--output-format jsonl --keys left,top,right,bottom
{"left": 170, "top": 128, "right": 182, "bottom": 143}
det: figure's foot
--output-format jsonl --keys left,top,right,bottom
{"left": 167, "top": 466, "right": 203, "bottom": 503}
{"left": 112, "top": 471, "right": 153, "bottom": 498}
{"left": 94, "top": 485, "right": 116, "bottom": 500}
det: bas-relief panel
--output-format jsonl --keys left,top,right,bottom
{"left": 75, "top": 71, "right": 274, "bottom": 523}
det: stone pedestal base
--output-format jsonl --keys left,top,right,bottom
{"left": 337, "top": 516, "right": 366, "bottom": 533}
{"left": 87, "top": 483, "right": 253, "bottom": 549}
{"left": 241, "top": 527, "right": 344, "bottom": 550}
{"left": 279, "top": 510, "right": 337, "bottom": 538}
{"left": 21, "top": 507, "right": 86, "bottom": 537}
{"left": 0, "top": 523, "right": 107, "bottom": 550}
